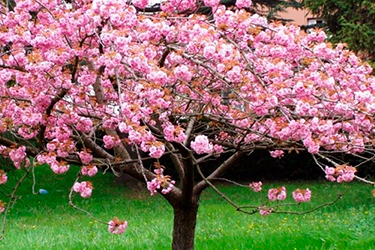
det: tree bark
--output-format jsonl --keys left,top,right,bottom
{"left": 171, "top": 202, "right": 199, "bottom": 250}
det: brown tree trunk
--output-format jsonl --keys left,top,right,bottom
{"left": 171, "top": 202, "right": 199, "bottom": 250}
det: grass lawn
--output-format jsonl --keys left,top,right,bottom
{"left": 0, "top": 165, "right": 374, "bottom": 250}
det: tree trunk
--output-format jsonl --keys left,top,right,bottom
{"left": 171, "top": 203, "right": 199, "bottom": 250}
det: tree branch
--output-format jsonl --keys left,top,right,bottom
{"left": 194, "top": 151, "right": 244, "bottom": 196}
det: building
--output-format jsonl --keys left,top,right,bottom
{"left": 276, "top": 7, "right": 322, "bottom": 27}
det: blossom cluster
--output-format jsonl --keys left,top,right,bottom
{"left": 108, "top": 217, "right": 128, "bottom": 234}
{"left": 266, "top": 186, "right": 312, "bottom": 203}
{"left": 73, "top": 181, "right": 93, "bottom": 198}
{"left": 147, "top": 167, "right": 175, "bottom": 195}
{"left": 268, "top": 186, "right": 287, "bottom": 201}
{"left": 292, "top": 188, "right": 312, "bottom": 203}
{"left": 249, "top": 181, "right": 262, "bottom": 192}
{"left": 325, "top": 165, "right": 357, "bottom": 183}
{"left": 0, "top": 170, "right": 7, "bottom": 185}
{"left": 36, "top": 153, "right": 70, "bottom": 174}
{"left": 81, "top": 164, "right": 98, "bottom": 177}
{"left": 78, "top": 150, "right": 93, "bottom": 165}
{"left": 257, "top": 187, "right": 312, "bottom": 216}
{"left": 190, "top": 135, "right": 213, "bottom": 155}
{"left": 9, "top": 146, "right": 29, "bottom": 169}
{"left": 259, "top": 205, "right": 273, "bottom": 216}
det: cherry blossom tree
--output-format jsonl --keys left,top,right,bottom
{"left": 0, "top": 0, "right": 375, "bottom": 249}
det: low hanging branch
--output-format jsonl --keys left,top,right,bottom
{"left": 197, "top": 163, "right": 349, "bottom": 216}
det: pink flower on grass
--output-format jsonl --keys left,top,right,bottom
{"left": 108, "top": 217, "right": 128, "bottom": 234}
{"left": 249, "top": 181, "right": 262, "bottom": 192}
{"left": 81, "top": 164, "right": 98, "bottom": 177}
{"left": 0, "top": 170, "right": 7, "bottom": 185}
{"left": 292, "top": 188, "right": 312, "bottom": 203}
{"left": 73, "top": 181, "right": 93, "bottom": 198}
{"left": 268, "top": 186, "right": 287, "bottom": 201}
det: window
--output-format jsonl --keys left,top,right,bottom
{"left": 307, "top": 18, "right": 324, "bottom": 26}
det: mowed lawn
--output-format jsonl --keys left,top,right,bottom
{"left": 0, "top": 165, "right": 374, "bottom": 250}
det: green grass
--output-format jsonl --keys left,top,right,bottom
{"left": 0, "top": 165, "right": 374, "bottom": 249}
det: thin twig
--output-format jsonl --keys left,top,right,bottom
{"left": 0, "top": 167, "right": 31, "bottom": 239}
{"left": 68, "top": 176, "right": 108, "bottom": 225}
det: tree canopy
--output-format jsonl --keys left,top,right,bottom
{"left": 0, "top": 0, "right": 375, "bottom": 249}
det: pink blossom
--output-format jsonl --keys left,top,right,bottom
{"left": 161, "top": 180, "right": 176, "bottom": 194}
{"left": 203, "top": 44, "right": 216, "bottom": 59}
{"left": 132, "top": 0, "right": 149, "bottom": 9}
{"left": 236, "top": 0, "right": 252, "bottom": 8}
{"left": 50, "top": 161, "right": 70, "bottom": 174}
{"left": 336, "top": 166, "right": 356, "bottom": 183}
{"left": 270, "top": 150, "right": 284, "bottom": 158}
{"left": 292, "top": 188, "right": 312, "bottom": 202}
{"left": 203, "top": 0, "right": 220, "bottom": 8}
{"left": 190, "top": 135, "right": 213, "bottom": 154}
{"left": 147, "top": 178, "right": 161, "bottom": 195}
{"left": 147, "top": 70, "right": 168, "bottom": 85}
{"left": 103, "top": 135, "right": 121, "bottom": 149}
{"left": 81, "top": 165, "right": 98, "bottom": 177}
{"left": 149, "top": 143, "right": 165, "bottom": 158}
{"left": 174, "top": 65, "right": 192, "bottom": 82}
{"left": 268, "top": 187, "right": 286, "bottom": 201}
{"left": 324, "top": 166, "right": 336, "bottom": 181}
{"left": 76, "top": 118, "right": 93, "bottom": 133}
{"left": 0, "top": 201, "right": 4, "bottom": 214}
{"left": 147, "top": 166, "right": 176, "bottom": 195}
{"left": 163, "top": 125, "right": 186, "bottom": 143}
{"left": 259, "top": 206, "right": 272, "bottom": 216}
{"left": 73, "top": 181, "right": 93, "bottom": 198}
{"left": 147, "top": 177, "right": 175, "bottom": 195}
{"left": 154, "top": 168, "right": 164, "bottom": 175}
{"left": 108, "top": 218, "right": 128, "bottom": 234}
{"left": 78, "top": 150, "right": 93, "bottom": 165}
{"left": 324, "top": 165, "right": 357, "bottom": 183}
{"left": 213, "top": 144, "right": 224, "bottom": 156}
{"left": 9, "top": 146, "right": 27, "bottom": 169}
{"left": 249, "top": 181, "right": 262, "bottom": 192}
{"left": 0, "top": 146, "right": 7, "bottom": 156}
{"left": 0, "top": 170, "right": 7, "bottom": 185}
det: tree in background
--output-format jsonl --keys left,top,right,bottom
{"left": 145, "top": 0, "right": 303, "bottom": 20}
{"left": 302, "top": 0, "right": 375, "bottom": 62}
{"left": 0, "top": 0, "right": 375, "bottom": 249}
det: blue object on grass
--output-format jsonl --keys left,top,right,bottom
{"left": 39, "top": 189, "right": 48, "bottom": 194}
